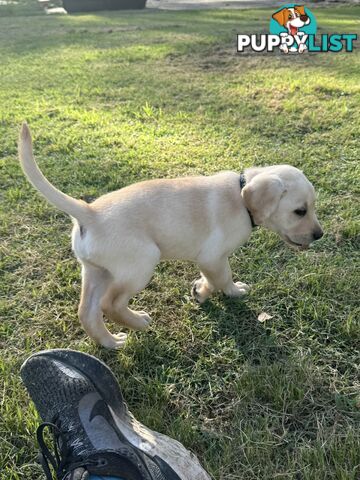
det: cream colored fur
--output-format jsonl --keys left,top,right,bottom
{"left": 19, "top": 123, "right": 323, "bottom": 349}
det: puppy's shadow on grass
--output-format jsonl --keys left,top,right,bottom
{"left": 200, "top": 296, "right": 288, "bottom": 365}
{"left": 95, "top": 292, "right": 289, "bottom": 375}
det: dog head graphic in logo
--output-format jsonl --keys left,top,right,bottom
{"left": 271, "top": 5, "right": 316, "bottom": 54}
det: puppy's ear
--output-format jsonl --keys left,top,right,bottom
{"left": 295, "top": 5, "right": 306, "bottom": 15}
{"left": 272, "top": 8, "right": 287, "bottom": 26}
{"left": 242, "top": 174, "right": 287, "bottom": 225}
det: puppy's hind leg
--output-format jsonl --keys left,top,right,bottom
{"left": 79, "top": 262, "right": 127, "bottom": 349}
{"left": 191, "top": 273, "right": 215, "bottom": 304}
{"left": 102, "top": 246, "right": 160, "bottom": 331}
{"left": 101, "top": 285, "right": 151, "bottom": 331}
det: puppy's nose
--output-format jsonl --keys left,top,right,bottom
{"left": 313, "top": 229, "right": 324, "bottom": 241}
{"left": 300, "top": 14, "right": 308, "bottom": 22}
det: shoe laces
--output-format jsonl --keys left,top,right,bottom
{"left": 36, "top": 418, "right": 97, "bottom": 480}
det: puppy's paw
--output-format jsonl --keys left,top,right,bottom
{"left": 191, "top": 278, "right": 212, "bottom": 304}
{"left": 101, "top": 332, "right": 128, "bottom": 350}
{"left": 134, "top": 311, "right": 152, "bottom": 331}
{"left": 107, "top": 307, "right": 151, "bottom": 332}
{"left": 224, "top": 282, "right": 250, "bottom": 298}
{"left": 235, "top": 281, "right": 250, "bottom": 292}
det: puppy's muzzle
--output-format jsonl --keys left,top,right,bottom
{"left": 312, "top": 229, "right": 324, "bottom": 241}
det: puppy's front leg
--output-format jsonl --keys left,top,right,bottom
{"left": 192, "top": 257, "right": 250, "bottom": 303}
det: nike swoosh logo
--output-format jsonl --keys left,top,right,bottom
{"left": 89, "top": 398, "right": 116, "bottom": 424}
{"left": 79, "top": 392, "right": 126, "bottom": 450}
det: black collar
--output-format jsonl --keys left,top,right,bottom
{"left": 239, "top": 173, "right": 256, "bottom": 228}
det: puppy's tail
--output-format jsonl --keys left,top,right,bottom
{"left": 19, "top": 122, "right": 93, "bottom": 224}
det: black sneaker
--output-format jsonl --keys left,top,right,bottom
{"left": 20, "top": 349, "right": 210, "bottom": 480}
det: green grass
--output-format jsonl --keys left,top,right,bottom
{"left": 0, "top": 2, "right": 359, "bottom": 479}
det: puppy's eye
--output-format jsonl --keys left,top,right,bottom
{"left": 294, "top": 208, "right": 307, "bottom": 217}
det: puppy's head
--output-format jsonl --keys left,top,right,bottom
{"left": 241, "top": 165, "right": 323, "bottom": 249}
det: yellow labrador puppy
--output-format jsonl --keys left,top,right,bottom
{"left": 19, "top": 123, "right": 323, "bottom": 348}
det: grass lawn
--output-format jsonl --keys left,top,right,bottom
{"left": 0, "top": 2, "right": 359, "bottom": 479}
